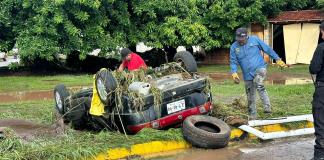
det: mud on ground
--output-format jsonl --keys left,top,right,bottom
{"left": 0, "top": 118, "right": 66, "bottom": 140}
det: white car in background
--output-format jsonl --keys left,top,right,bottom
{"left": 0, "top": 52, "right": 6, "bottom": 61}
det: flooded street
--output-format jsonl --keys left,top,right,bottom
{"left": 152, "top": 137, "right": 314, "bottom": 160}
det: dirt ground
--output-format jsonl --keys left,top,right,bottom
{"left": 0, "top": 119, "right": 64, "bottom": 140}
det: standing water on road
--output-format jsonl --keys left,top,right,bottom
{"left": 151, "top": 137, "right": 314, "bottom": 160}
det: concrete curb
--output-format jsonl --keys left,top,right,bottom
{"left": 94, "top": 122, "right": 314, "bottom": 160}
{"left": 94, "top": 141, "right": 191, "bottom": 160}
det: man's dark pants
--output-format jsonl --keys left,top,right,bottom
{"left": 313, "top": 84, "right": 324, "bottom": 159}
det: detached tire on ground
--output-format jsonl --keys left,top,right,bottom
{"left": 95, "top": 69, "right": 117, "bottom": 106}
{"left": 173, "top": 51, "right": 197, "bottom": 73}
{"left": 54, "top": 84, "right": 70, "bottom": 115}
{"left": 182, "top": 115, "right": 231, "bottom": 149}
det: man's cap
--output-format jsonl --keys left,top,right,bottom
{"left": 320, "top": 21, "right": 324, "bottom": 30}
{"left": 235, "top": 27, "right": 248, "bottom": 41}
{"left": 120, "top": 48, "right": 132, "bottom": 59}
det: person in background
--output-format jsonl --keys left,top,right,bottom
{"left": 310, "top": 21, "right": 324, "bottom": 160}
{"left": 118, "top": 48, "right": 147, "bottom": 72}
{"left": 229, "top": 27, "right": 286, "bottom": 120}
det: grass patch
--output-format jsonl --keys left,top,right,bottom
{"left": 0, "top": 128, "right": 183, "bottom": 160}
{"left": 0, "top": 64, "right": 314, "bottom": 159}
{"left": 211, "top": 79, "right": 313, "bottom": 119}
{"left": 0, "top": 74, "right": 92, "bottom": 92}
{"left": 0, "top": 100, "right": 184, "bottom": 160}
{"left": 0, "top": 100, "right": 54, "bottom": 124}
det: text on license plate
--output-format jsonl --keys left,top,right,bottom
{"left": 167, "top": 99, "right": 186, "bottom": 114}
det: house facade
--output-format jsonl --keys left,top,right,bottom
{"left": 201, "top": 10, "right": 324, "bottom": 65}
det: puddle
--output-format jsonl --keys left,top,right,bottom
{"left": 237, "top": 137, "right": 314, "bottom": 160}
{"left": 0, "top": 86, "right": 91, "bottom": 103}
{"left": 150, "top": 147, "right": 242, "bottom": 160}
{"left": 206, "top": 73, "right": 312, "bottom": 85}
{"left": 0, "top": 90, "right": 53, "bottom": 103}
{"left": 266, "top": 78, "right": 313, "bottom": 85}
{"left": 0, "top": 119, "right": 63, "bottom": 140}
{"left": 152, "top": 137, "right": 314, "bottom": 160}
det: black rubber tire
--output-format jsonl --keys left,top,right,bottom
{"left": 182, "top": 115, "right": 231, "bottom": 149}
{"left": 67, "top": 97, "right": 91, "bottom": 130}
{"left": 95, "top": 69, "right": 117, "bottom": 106}
{"left": 54, "top": 84, "right": 70, "bottom": 115}
{"left": 71, "top": 88, "right": 93, "bottom": 99}
{"left": 173, "top": 51, "right": 197, "bottom": 73}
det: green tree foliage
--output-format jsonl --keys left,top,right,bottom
{"left": 318, "top": 0, "right": 324, "bottom": 10}
{"left": 0, "top": 0, "right": 318, "bottom": 63}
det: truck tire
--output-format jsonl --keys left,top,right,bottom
{"left": 173, "top": 51, "right": 197, "bottom": 73}
{"left": 95, "top": 69, "right": 117, "bottom": 106}
{"left": 71, "top": 88, "right": 93, "bottom": 99}
{"left": 182, "top": 115, "right": 230, "bottom": 149}
{"left": 54, "top": 84, "right": 70, "bottom": 115}
{"left": 68, "top": 97, "right": 91, "bottom": 130}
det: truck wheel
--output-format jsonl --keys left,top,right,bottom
{"left": 182, "top": 115, "right": 231, "bottom": 149}
{"left": 95, "top": 69, "right": 117, "bottom": 106}
{"left": 68, "top": 97, "right": 91, "bottom": 130}
{"left": 173, "top": 51, "right": 197, "bottom": 73}
{"left": 54, "top": 84, "right": 70, "bottom": 115}
{"left": 71, "top": 88, "right": 93, "bottom": 99}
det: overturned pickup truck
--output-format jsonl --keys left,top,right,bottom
{"left": 54, "top": 51, "right": 215, "bottom": 135}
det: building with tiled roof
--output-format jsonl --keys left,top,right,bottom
{"left": 268, "top": 10, "right": 323, "bottom": 24}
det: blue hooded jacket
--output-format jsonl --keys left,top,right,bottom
{"left": 230, "top": 36, "right": 280, "bottom": 80}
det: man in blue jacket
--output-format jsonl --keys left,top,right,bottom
{"left": 230, "top": 27, "right": 286, "bottom": 120}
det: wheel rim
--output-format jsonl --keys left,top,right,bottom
{"left": 97, "top": 78, "right": 108, "bottom": 101}
{"left": 55, "top": 92, "right": 63, "bottom": 111}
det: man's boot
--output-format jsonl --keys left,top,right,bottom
{"left": 264, "top": 107, "right": 272, "bottom": 114}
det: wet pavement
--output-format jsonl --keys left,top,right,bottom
{"left": 151, "top": 137, "right": 314, "bottom": 160}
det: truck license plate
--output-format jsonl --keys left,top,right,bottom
{"left": 167, "top": 99, "right": 186, "bottom": 114}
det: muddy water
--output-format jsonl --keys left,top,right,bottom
{"left": 0, "top": 90, "right": 53, "bottom": 103}
{"left": 206, "top": 73, "right": 312, "bottom": 85}
{"left": 0, "top": 86, "right": 91, "bottom": 103}
{"left": 150, "top": 147, "right": 242, "bottom": 160}
{"left": 0, "top": 119, "right": 61, "bottom": 139}
{"left": 152, "top": 137, "right": 314, "bottom": 160}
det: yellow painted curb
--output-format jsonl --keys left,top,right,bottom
{"left": 94, "top": 121, "right": 314, "bottom": 160}
{"left": 94, "top": 141, "right": 191, "bottom": 160}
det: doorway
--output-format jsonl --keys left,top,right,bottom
{"left": 272, "top": 25, "right": 285, "bottom": 62}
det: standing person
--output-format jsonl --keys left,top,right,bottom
{"left": 230, "top": 27, "right": 286, "bottom": 120}
{"left": 118, "top": 48, "right": 147, "bottom": 71}
{"left": 310, "top": 21, "right": 324, "bottom": 160}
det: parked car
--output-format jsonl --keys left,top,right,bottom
{"left": 0, "top": 52, "right": 7, "bottom": 61}
{"left": 54, "top": 51, "right": 214, "bottom": 134}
